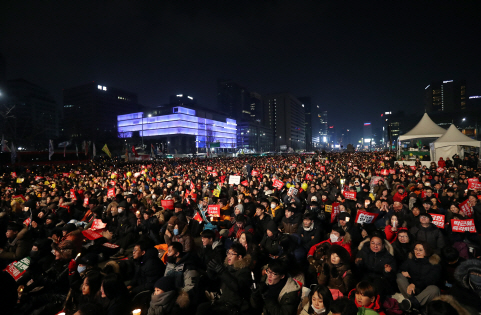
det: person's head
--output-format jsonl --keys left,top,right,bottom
{"left": 133, "top": 242, "right": 148, "bottom": 260}
{"left": 285, "top": 207, "right": 294, "bottom": 219}
{"left": 101, "top": 274, "right": 129, "bottom": 300}
{"left": 154, "top": 276, "right": 176, "bottom": 296}
{"left": 5, "top": 223, "right": 20, "bottom": 239}
{"left": 226, "top": 242, "right": 246, "bottom": 266}
{"left": 303, "top": 213, "right": 314, "bottom": 228}
{"left": 235, "top": 214, "right": 245, "bottom": 229}
{"left": 412, "top": 206, "right": 421, "bottom": 217}
{"left": 330, "top": 226, "right": 346, "bottom": 243}
{"left": 201, "top": 229, "right": 216, "bottom": 247}
{"left": 309, "top": 285, "right": 333, "bottom": 314}
{"left": 255, "top": 205, "right": 265, "bottom": 217}
{"left": 449, "top": 203, "right": 460, "bottom": 214}
{"left": 167, "top": 242, "right": 183, "bottom": 263}
{"left": 412, "top": 241, "right": 433, "bottom": 259}
{"left": 266, "top": 259, "right": 287, "bottom": 285}
{"left": 397, "top": 230, "right": 410, "bottom": 244}
{"left": 330, "top": 298, "right": 358, "bottom": 315}
{"left": 419, "top": 213, "right": 433, "bottom": 226}
{"left": 82, "top": 271, "right": 102, "bottom": 296}
{"left": 327, "top": 245, "right": 350, "bottom": 266}
{"left": 442, "top": 246, "right": 460, "bottom": 263}
{"left": 370, "top": 236, "right": 384, "bottom": 253}
{"left": 354, "top": 281, "right": 377, "bottom": 307}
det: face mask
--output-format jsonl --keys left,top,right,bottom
{"left": 173, "top": 229, "right": 179, "bottom": 236}
{"left": 238, "top": 199, "right": 242, "bottom": 203}
{"left": 167, "top": 255, "right": 177, "bottom": 264}
{"left": 330, "top": 233, "right": 339, "bottom": 243}
{"left": 118, "top": 208, "right": 124, "bottom": 214}
{"left": 271, "top": 204, "right": 276, "bottom": 209}
{"left": 77, "top": 265, "right": 87, "bottom": 274}
{"left": 311, "top": 304, "right": 325, "bottom": 314}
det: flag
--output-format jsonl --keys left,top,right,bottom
{"left": 132, "top": 145, "right": 139, "bottom": 157}
{"left": 11, "top": 143, "right": 16, "bottom": 164}
{"left": 49, "top": 140, "right": 54, "bottom": 160}
{"left": 102, "top": 144, "right": 112, "bottom": 158}
{"left": 93, "top": 143, "right": 96, "bottom": 157}
{"left": 76, "top": 144, "right": 78, "bottom": 157}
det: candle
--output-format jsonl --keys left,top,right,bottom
{"left": 132, "top": 309, "right": 141, "bottom": 315}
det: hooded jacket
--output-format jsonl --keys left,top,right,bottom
{"left": 307, "top": 232, "right": 352, "bottom": 258}
{"left": 0, "top": 226, "right": 32, "bottom": 262}
{"left": 164, "top": 252, "right": 199, "bottom": 308}
{"left": 130, "top": 247, "right": 165, "bottom": 292}
{"left": 348, "top": 289, "right": 385, "bottom": 315}
{"left": 356, "top": 238, "right": 397, "bottom": 287}
{"left": 451, "top": 259, "right": 481, "bottom": 312}
{"left": 251, "top": 276, "right": 302, "bottom": 315}
{"left": 399, "top": 253, "right": 441, "bottom": 292}
{"left": 317, "top": 245, "right": 353, "bottom": 295}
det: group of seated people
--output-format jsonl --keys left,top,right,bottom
{"left": 0, "top": 152, "right": 481, "bottom": 315}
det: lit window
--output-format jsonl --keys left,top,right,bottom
{"left": 103, "top": 86, "right": 107, "bottom": 91}
{"left": 98, "top": 85, "right": 102, "bottom": 90}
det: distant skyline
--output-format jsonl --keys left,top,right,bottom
{"left": 1, "top": 1, "right": 480, "bottom": 136}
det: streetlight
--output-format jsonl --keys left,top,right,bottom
{"left": 462, "top": 118, "right": 466, "bottom": 122}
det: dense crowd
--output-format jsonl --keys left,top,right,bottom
{"left": 1, "top": 152, "right": 481, "bottom": 315}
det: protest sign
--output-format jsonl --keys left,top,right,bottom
{"left": 460, "top": 199, "right": 473, "bottom": 218}
{"left": 451, "top": 219, "right": 477, "bottom": 233}
{"left": 288, "top": 187, "right": 298, "bottom": 196}
{"left": 343, "top": 191, "right": 357, "bottom": 200}
{"left": 431, "top": 214, "right": 445, "bottom": 229}
{"left": 355, "top": 210, "right": 379, "bottom": 224}
{"left": 207, "top": 205, "right": 220, "bottom": 217}
{"left": 3, "top": 257, "right": 31, "bottom": 281}
{"left": 229, "top": 175, "right": 241, "bottom": 185}
{"left": 331, "top": 202, "right": 340, "bottom": 223}
{"left": 273, "top": 179, "right": 284, "bottom": 190}
{"left": 102, "top": 242, "right": 120, "bottom": 249}
{"left": 161, "top": 200, "right": 174, "bottom": 210}
{"left": 91, "top": 219, "right": 107, "bottom": 231}
{"left": 82, "top": 230, "right": 103, "bottom": 240}
{"left": 107, "top": 188, "right": 115, "bottom": 198}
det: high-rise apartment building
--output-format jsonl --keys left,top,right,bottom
{"left": 264, "top": 93, "right": 305, "bottom": 151}
{"left": 425, "top": 80, "right": 467, "bottom": 112}
{"left": 217, "top": 79, "right": 251, "bottom": 121}
{"left": 298, "top": 97, "right": 313, "bottom": 151}
{"left": 63, "top": 82, "right": 140, "bottom": 140}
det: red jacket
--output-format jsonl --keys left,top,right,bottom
{"left": 307, "top": 237, "right": 352, "bottom": 257}
{"left": 438, "top": 158, "right": 446, "bottom": 168}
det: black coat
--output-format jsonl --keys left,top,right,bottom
{"left": 356, "top": 238, "right": 397, "bottom": 286}
{"left": 399, "top": 254, "right": 441, "bottom": 292}
{"left": 297, "top": 222, "right": 322, "bottom": 251}
{"left": 409, "top": 223, "right": 445, "bottom": 252}
{"left": 130, "top": 248, "right": 165, "bottom": 292}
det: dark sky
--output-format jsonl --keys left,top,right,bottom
{"left": 1, "top": 1, "right": 481, "bottom": 136}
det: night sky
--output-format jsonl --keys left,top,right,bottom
{"left": 1, "top": 1, "right": 481, "bottom": 136}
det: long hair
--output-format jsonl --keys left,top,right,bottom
{"left": 309, "top": 284, "right": 333, "bottom": 313}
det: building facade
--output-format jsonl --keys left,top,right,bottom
{"left": 217, "top": 79, "right": 251, "bottom": 121}
{"left": 425, "top": 80, "right": 467, "bottom": 112}
{"left": 117, "top": 106, "right": 236, "bottom": 154}
{"left": 263, "top": 93, "right": 306, "bottom": 151}
{"left": 63, "top": 82, "right": 140, "bottom": 141}
{"left": 236, "top": 121, "right": 274, "bottom": 152}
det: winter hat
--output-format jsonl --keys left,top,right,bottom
{"left": 235, "top": 204, "right": 244, "bottom": 213}
{"left": 419, "top": 212, "right": 433, "bottom": 222}
{"left": 454, "top": 259, "right": 481, "bottom": 290}
{"left": 326, "top": 244, "right": 350, "bottom": 266}
{"left": 155, "top": 276, "right": 176, "bottom": 292}
{"left": 62, "top": 223, "right": 77, "bottom": 233}
{"left": 266, "top": 221, "right": 278, "bottom": 233}
{"left": 338, "top": 212, "right": 351, "bottom": 222}
{"left": 78, "top": 253, "right": 99, "bottom": 266}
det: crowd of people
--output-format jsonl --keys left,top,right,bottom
{"left": 1, "top": 151, "right": 481, "bottom": 315}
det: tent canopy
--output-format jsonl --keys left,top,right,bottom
{"left": 433, "top": 124, "right": 481, "bottom": 148}
{"left": 398, "top": 113, "right": 447, "bottom": 141}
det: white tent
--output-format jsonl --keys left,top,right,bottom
{"left": 398, "top": 113, "right": 447, "bottom": 141}
{"left": 431, "top": 124, "right": 481, "bottom": 160}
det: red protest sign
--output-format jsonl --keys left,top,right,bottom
{"left": 107, "top": 188, "right": 115, "bottom": 198}
{"left": 23, "top": 217, "right": 31, "bottom": 227}
{"left": 273, "top": 179, "right": 284, "bottom": 190}
{"left": 320, "top": 166, "right": 326, "bottom": 172}
{"left": 102, "top": 242, "right": 120, "bottom": 249}
{"left": 11, "top": 172, "right": 17, "bottom": 178}
{"left": 207, "top": 166, "right": 213, "bottom": 171}
{"left": 91, "top": 219, "right": 107, "bottom": 231}
{"left": 83, "top": 197, "right": 89, "bottom": 207}
{"left": 207, "top": 205, "right": 220, "bottom": 217}
{"left": 355, "top": 210, "right": 379, "bottom": 224}
{"left": 241, "top": 180, "right": 249, "bottom": 187}
{"left": 389, "top": 169, "right": 395, "bottom": 174}
{"left": 381, "top": 169, "right": 389, "bottom": 176}
{"left": 70, "top": 189, "right": 77, "bottom": 201}
{"left": 410, "top": 166, "right": 416, "bottom": 171}
{"left": 82, "top": 230, "right": 103, "bottom": 240}
{"left": 292, "top": 164, "right": 297, "bottom": 167}
{"left": 316, "top": 162, "right": 321, "bottom": 166}
{"left": 451, "top": 219, "right": 477, "bottom": 233}
{"left": 251, "top": 170, "right": 259, "bottom": 177}
{"left": 331, "top": 202, "right": 340, "bottom": 223}
{"left": 343, "top": 191, "right": 357, "bottom": 200}
{"left": 211, "top": 172, "right": 218, "bottom": 177}
{"left": 63, "top": 173, "right": 69, "bottom": 178}
{"left": 436, "top": 167, "right": 444, "bottom": 173}
{"left": 305, "top": 174, "right": 313, "bottom": 181}
{"left": 460, "top": 199, "right": 473, "bottom": 218}
{"left": 431, "top": 214, "right": 445, "bottom": 229}
{"left": 468, "top": 178, "right": 481, "bottom": 190}
{"left": 193, "top": 212, "right": 203, "bottom": 223}
{"left": 3, "top": 257, "right": 30, "bottom": 281}
{"left": 161, "top": 199, "right": 174, "bottom": 210}
{"left": 35, "top": 176, "right": 43, "bottom": 181}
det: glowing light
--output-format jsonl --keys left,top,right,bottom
{"left": 443, "top": 80, "right": 453, "bottom": 83}
{"left": 176, "top": 94, "right": 183, "bottom": 97}
{"left": 364, "top": 122, "right": 371, "bottom": 126}
{"left": 187, "top": 96, "right": 193, "bottom": 100}
{"left": 425, "top": 85, "right": 430, "bottom": 90}
{"left": 469, "top": 96, "right": 481, "bottom": 99}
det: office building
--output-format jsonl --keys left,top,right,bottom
{"left": 63, "top": 82, "right": 140, "bottom": 140}
{"left": 264, "top": 93, "right": 305, "bottom": 151}
{"left": 3, "top": 79, "right": 58, "bottom": 148}
{"left": 319, "top": 110, "right": 328, "bottom": 143}
{"left": 237, "top": 121, "right": 274, "bottom": 152}
{"left": 249, "top": 92, "right": 263, "bottom": 122}
{"left": 298, "top": 97, "right": 313, "bottom": 151}
{"left": 425, "top": 80, "right": 467, "bottom": 112}
{"left": 117, "top": 106, "right": 236, "bottom": 154}
{"left": 217, "top": 79, "right": 251, "bottom": 121}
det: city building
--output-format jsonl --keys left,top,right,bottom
{"left": 249, "top": 92, "right": 263, "bottom": 122}
{"left": 363, "top": 122, "right": 373, "bottom": 148}
{"left": 2, "top": 79, "right": 59, "bottom": 148}
{"left": 117, "top": 106, "right": 236, "bottom": 154}
{"left": 263, "top": 93, "right": 305, "bottom": 151}
{"left": 237, "top": 121, "right": 273, "bottom": 152}
{"left": 217, "top": 79, "right": 251, "bottom": 121}
{"left": 298, "top": 97, "right": 313, "bottom": 151}
{"left": 62, "top": 82, "right": 140, "bottom": 141}
{"left": 169, "top": 94, "right": 197, "bottom": 107}
{"left": 425, "top": 80, "right": 467, "bottom": 112}
{"left": 319, "top": 110, "right": 328, "bottom": 144}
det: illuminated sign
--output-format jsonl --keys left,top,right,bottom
{"left": 469, "top": 96, "right": 481, "bottom": 99}
{"left": 364, "top": 122, "right": 371, "bottom": 126}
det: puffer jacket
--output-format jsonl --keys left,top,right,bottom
{"left": 409, "top": 223, "right": 445, "bottom": 252}
{"left": 399, "top": 253, "right": 441, "bottom": 292}
{"left": 164, "top": 252, "right": 200, "bottom": 308}
{"left": 251, "top": 277, "right": 302, "bottom": 315}
{"left": 356, "top": 238, "right": 397, "bottom": 289}
{"left": 130, "top": 248, "right": 165, "bottom": 292}
{"left": 280, "top": 213, "right": 301, "bottom": 234}
{"left": 0, "top": 227, "right": 32, "bottom": 263}
{"left": 316, "top": 245, "right": 353, "bottom": 295}
{"left": 147, "top": 290, "right": 177, "bottom": 315}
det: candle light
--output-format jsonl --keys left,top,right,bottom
{"left": 132, "top": 309, "right": 141, "bottom": 315}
